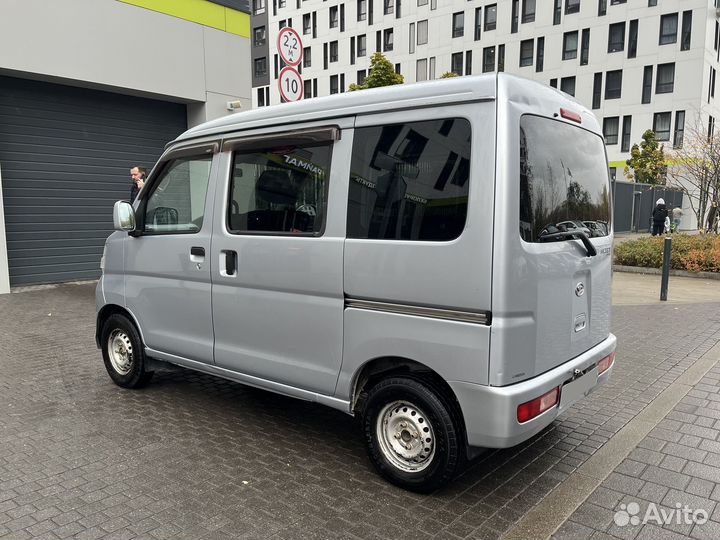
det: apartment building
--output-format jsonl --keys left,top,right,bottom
{"left": 251, "top": 0, "right": 720, "bottom": 181}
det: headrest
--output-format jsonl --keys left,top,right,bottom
{"left": 256, "top": 169, "right": 296, "bottom": 205}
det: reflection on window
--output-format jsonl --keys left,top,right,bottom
{"left": 519, "top": 116, "right": 611, "bottom": 242}
{"left": 144, "top": 156, "right": 212, "bottom": 234}
{"left": 347, "top": 119, "right": 471, "bottom": 241}
{"left": 228, "top": 144, "right": 331, "bottom": 235}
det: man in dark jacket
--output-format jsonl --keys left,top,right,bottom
{"left": 130, "top": 166, "right": 147, "bottom": 203}
{"left": 651, "top": 198, "right": 668, "bottom": 236}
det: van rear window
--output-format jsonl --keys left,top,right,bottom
{"left": 519, "top": 115, "right": 611, "bottom": 242}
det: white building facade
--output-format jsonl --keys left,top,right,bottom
{"left": 251, "top": 0, "right": 720, "bottom": 184}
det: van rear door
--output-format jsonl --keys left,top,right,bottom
{"left": 490, "top": 111, "right": 612, "bottom": 386}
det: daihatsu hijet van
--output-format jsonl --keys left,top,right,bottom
{"left": 97, "top": 73, "right": 616, "bottom": 492}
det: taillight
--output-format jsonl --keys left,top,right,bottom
{"left": 560, "top": 108, "right": 582, "bottom": 124}
{"left": 597, "top": 352, "right": 616, "bottom": 375}
{"left": 517, "top": 387, "right": 559, "bottom": 423}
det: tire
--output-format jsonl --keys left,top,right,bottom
{"left": 362, "top": 376, "right": 463, "bottom": 493}
{"left": 100, "top": 314, "right": 154, "bottom": 389}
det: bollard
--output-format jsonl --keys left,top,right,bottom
{"left": 660, "top": 236, "right": 672, "bottom": 301}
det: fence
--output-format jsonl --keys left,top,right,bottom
{"left": 613, "top": 181, "right": 684, "bottom": 233}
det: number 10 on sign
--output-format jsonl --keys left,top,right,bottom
{"left": 279, "top": 67, "right": 303, "bottom": 102}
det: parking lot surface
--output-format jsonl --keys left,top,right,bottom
{"left": 0, "top": 275, "right": 719, "bottom": 539}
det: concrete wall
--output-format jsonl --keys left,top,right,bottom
{"left": 0, "top": 0, "right": 252, "bottom": 126}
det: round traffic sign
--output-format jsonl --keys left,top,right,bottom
{"left": 279, "top": 67, "right": 304, "bottom": 102}
{"left": 277, "top": 27, "right": 303, "bottom": 67}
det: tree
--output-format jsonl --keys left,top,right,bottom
{"left": 348, "top": 52, "right": 404, "bottom": 91}
{"left": 667, "top": 113, "right": 720, "bottom": 233}
{"left": 440, "top": 72, "right": 459, "bottom": 78}
{"left": 624, "top": 130, "right": 667, "bottom": 186}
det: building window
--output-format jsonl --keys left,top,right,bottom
{"left": 610, "top": 0, "right": 626, "bottom": 4}
{"left": 624, "top": 20, "right": 637, "bottom": 59}
{"left": 358, "top": 34, "right": 366, "bottom": 56}
{"left": 592, "top": 73, "right": 602, "bottom": 109}
{"left": 659, "top": 13, "right": 678, "bottom": 45}
{"left": 357, "top": 69, "right": 367, "bottom": 85}
{"left": 304, "top": 79, "right": 312, "bottom": 99}
{"left": 563, "top": 31, "right": 578, "bottom": 60}
{"left": 253, "top": 26, "right": 266, "bottom": 47}
{"left": 278, "top": 0, "right": 286, "bottom": 7}
{"left": 330, "top": 75, "right": 339, "bottom": 94}
{"left": 409, "top": 23, "right": 415, "bottom": 54}
{"left": 485, "top": 4, "right": 497, "bottom": 31}
{"left": 418, "top": 0, "right": 428, "bottom": 5}
{"left": 605, "top": 70, "right": 622, "bottom": 99}
{"left": 580, "top": 28, "right": 590, "bottom": 65}
{"left": 483, "top": 46, "right": 496, "bottom": 72}
{"left": 302, "top": 14, "right": 311, "bottom": 34}
{"left": 522, "top": 0, "right": 536, "bottom": 23}
{"left": 384, "top": 0, "right": 393, "bottom": 14}
{"left": 383, "top": 28, "right": 394, "bottom": 51}
{"left": 452, "top": 11, "right": 465, "bottom": 38}
{"left": 254, "top": 57, "right": 267, "bottom": 77}
{"left": 253, "top": 0, "right": 266, "bottom": 15}
{"left": 709, "top": 116, "right": 715, "bottom": 141}
{"left": 656, "top": 63, "right": 675, "bottom": 94}
{"left": 550, "top": 78, "right": 558, "bottom": 88}
{"left": 681, "top": 10, "right": 692, "bottom": 51}
{"left": 418, "top": 20, "right": 428, "bottom": 44}
{"left": 329, "top": 40, "right": 338, "bottom": 62}
{"left": 465, "top": 50, "right": 472, "bottom": 75}
{"left": 474, "top": 8, "right": 482, "bottom": 40}
{"left": 323, "top": 43, "right": 328, "bottom": 69}
{"left": 603, "top": 117, "right": 619, "bottom": 145}
{"left": 357, "top": 0, "right": 367, "bottom": 20}
{"left": 451, "top": 52, "right": 464, "bottom": 75}
{"left": 565, "top": 0, "right": 580, "bottom": 15}
{"left": 621, "top": 116, "right": 632, "bottom": 152}
{"left": 429, "top": 56, "right": 436, "bottom": 79}
{"left": 511, "top": 0, "right": 519, "bottom": 33}
{"left": 710, "top": 67, "right": 717, "bottom": 102}
{"left": 608, "top": 22, "right": 625, "bottom": 52}
{"left": 598, "top": 0, "right": 606, "bottom": 16}
{"left": 560, "top": 76, "right": 576, "bottom": 96}
{"left": 498, "top": 44, "right": 505, "bottom": 71}
{"left": 536, "top": 37, "right": 544, "bottom": 73}
{"left": 330, "top": 5, "right": 339, "bottom": 28}
{"left": 642, "top": 66, "right": 653, "bottom": 104}
{"left": 416, "top": 58, "right": 428, "bottom": 81}
{"left": 519, "top": 39, "right": 534, "bottom": 67}
{"left": 553, "top": 0, "right": 562, "bottom": 24}
{"left": 312, "top": 11, "right": 317, "bottom": 38}
{"left": 653, "top": 112, "right": 672, "bottom": 141}
{"left": 674, "top": 111, "right": 685, "bottom": 148}
{"left": 648, "top": 0, "right": 657, "bottom": 6}
{"left": 257, "top": 87, "right": 266, "bottom": 107}
{"left": 303, "top": 47, "right": 312, "bottom": 67}
{"left": 395, "top": 0, "right": 401, "bottom": 18}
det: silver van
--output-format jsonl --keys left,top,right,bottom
{"left": 97, "top": 74, "right": 616, "bottom": 492}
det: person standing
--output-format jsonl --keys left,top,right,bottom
{"left": 671, "top": 205, "right": 683, "bottom": 232}
{"left": 130, "top": 166, "right": 147, "bottom": 203}
{"left": 651, "top": 198, "right": 668, "bottom": 236}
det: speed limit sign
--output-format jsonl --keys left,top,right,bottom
{"left": 279, "top": 67, "right": 303, "bottom": 102}
{"left": 277, "top": 27, "right": 303, "bottom": 66}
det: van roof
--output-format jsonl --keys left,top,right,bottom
{"left": 176, "top": 73, "right": 591, "bottom": 143}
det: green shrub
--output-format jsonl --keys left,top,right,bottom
{"left": 614, "top": 234, "right": 720, "bottom": 272}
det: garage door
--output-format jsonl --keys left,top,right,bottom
{"left": 0, "top": 75, "right": 187, "bottom": 286}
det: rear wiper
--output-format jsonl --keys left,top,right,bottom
{"left": 538, "top": 231, "right": 598, "bottom": 257}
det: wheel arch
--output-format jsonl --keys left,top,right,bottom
{"left": 96, "top": 304, "right": 144, "bottom": 348}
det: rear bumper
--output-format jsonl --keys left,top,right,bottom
{"left": 449, "top": 333, "right": 616, "bottom": 448}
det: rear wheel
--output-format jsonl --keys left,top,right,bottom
{"left": 362, "top": 376, "right": 463, "bottom": 493}
{"left": 101, "top": 314, "right": 153, "bottom": 389}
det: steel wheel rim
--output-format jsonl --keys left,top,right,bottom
{"left": 107, "top": 329, "right": 133, "bottom": 375}
{"left": 376, "top": 400, "right": 436, "bottom": 473}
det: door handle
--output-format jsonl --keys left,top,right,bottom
{"left": 190, "top": 246, "right": 205, "bottom": 257}
{"left": 224, "top": 250, "right": 238, "bottom": 276}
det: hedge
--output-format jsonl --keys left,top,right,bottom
{"left": 614, "top": 234, "right": 720, "bottom": 273}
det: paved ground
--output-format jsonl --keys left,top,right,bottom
{"left": 0, "top": 273, "right": 719, "bottom": 540}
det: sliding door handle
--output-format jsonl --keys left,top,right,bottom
{"left": 190, "top": 246, "right": 205, "bottom": 257}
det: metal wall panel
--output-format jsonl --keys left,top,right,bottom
{"left": 0, "top": 76, "right": 187, "bottom": 286}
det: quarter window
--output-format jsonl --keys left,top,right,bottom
{"left": 228, "top": 141, "right": 332, "bottom": 235}
{"left": 347, "top": 119, "right": 471, "bottom": 241}
{"left": 143, "top": 156, "right": 213, "bottom": 234}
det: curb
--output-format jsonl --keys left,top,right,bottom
{"left": 613, "top": 265, "right": 720, "bottom": 280}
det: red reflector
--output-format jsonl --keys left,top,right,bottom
{"left": 517, "top": 387, "right": 559, "bottom": 424}
{"left": 560, "top": 108, "right": 582, "bottom": 124}
{"left": 597, "top": 352, "right": 616, "bottom": 374}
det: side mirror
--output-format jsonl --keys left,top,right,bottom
{"left": 113, "top": 201, "right": 136, "bottom": 232}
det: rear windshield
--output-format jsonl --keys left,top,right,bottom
{"left": 519, "top": 115, "right": 611, "bottom": 242}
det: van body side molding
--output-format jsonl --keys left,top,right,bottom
{"left": 344, "top": 297, "right": 491, "bottom": 326}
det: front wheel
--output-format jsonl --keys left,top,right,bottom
{"left": 100, "top": 314, "right": 153, "bottom": 389}
{"left": 362, "top": 377, "right": 463, "bottom": 493}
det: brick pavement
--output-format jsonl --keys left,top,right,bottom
{"left": 0, "top": 283, "right": 719, "bottom": 539}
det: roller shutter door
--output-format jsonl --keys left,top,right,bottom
{"left": 0, "top": 75, "right": 187, "bottom": 286}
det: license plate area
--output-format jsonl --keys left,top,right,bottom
{"left": 558, "top": 367, "right": 598, "bottom": 413}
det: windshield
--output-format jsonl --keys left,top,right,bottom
{"left": 519, "top": 115, "right": 611, "bottom": 242}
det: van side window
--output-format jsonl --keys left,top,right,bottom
{"left": 347, "top": 118, "right": 471, "bottom": 241}
{"left": 228, "top": 143, "right": 331, "bottom": 235}
{"left": 143, "top": 156, "right": 213, "bottom": 234}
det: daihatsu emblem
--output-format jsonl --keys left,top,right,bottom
{"left": 575, "top": 282, "right": 585, "bottom": 297}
